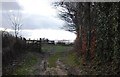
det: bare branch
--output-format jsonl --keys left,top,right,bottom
{"left": 7, "top": 10, "right": 23, "bottom": 38}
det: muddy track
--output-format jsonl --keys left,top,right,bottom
{"left": 3, "top": 49, "right": 81, "bottom": 75}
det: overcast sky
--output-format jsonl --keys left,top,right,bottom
{"left": 1, "top": 0, "right": 76, "bottom": 42}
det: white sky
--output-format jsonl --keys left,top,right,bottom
{"left": 18, "top": 0, "right": 57, "bottom": 16}
{"left": 1, "top": 0, "right": 76, "bottom": 41}
{"left": 21, "top": 29, "right": 76, "bottom": 42}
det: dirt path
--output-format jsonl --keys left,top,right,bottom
{"left": 43, "top": 59, "right": 68, "bottom": 75}
{"left": 8, "top": 51, "right": 68, "bottom": 75}
{"left": 31, "top": 52, "right": 69, "bottom": 75}
{"left": 3, "top": 45, "right": 80, "bottom": 75}
{"left": 19, "top": 51, "right": 70, "bottom": 75}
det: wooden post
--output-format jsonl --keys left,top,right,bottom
{"left": 39, "top": 38, "right": 42, "bottom": 52}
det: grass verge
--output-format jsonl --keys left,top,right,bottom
{"left": 61, "top": 51, "right": 81, "bottom": 67}
{"left": 12, "top": 52, "right": 38, "bottom": 75}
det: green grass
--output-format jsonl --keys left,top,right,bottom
{"left": 45, "top": 44, "right": 79, "bottom": 68}
{"left": 43, "top": 44, "right": 80, "bottom": 68}
{"left": 48, "top": 51, "right": 81, "bottom": 68}
{"left": 48, "top": 52, "right": 61, "bottom": 67}
{"left": 55, "top": 45, "right": 70, "bottom": 52}
{"left": 45, "top": 44, "right": 72, "bottom": 67}
{"left": 61, "top": 51, "right": 79, "bottom": 67}
{"left": 42, "top": 44, "right": 72, "bottom": 52}
{"left": 13, "top": 52, "right": 38, "bottom": 75}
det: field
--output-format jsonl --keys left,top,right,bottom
{"left": 42, "top": 44, "right": 76, "bottom": 67}
{"left": 42, "top": 44, "right": 72, "bottom": 52}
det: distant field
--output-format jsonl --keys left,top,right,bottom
{"left": 42, "top": 44, "right": 73, "bottom": 52}
{"left": 41, "top": 44, "right": 77, "bottom": 68}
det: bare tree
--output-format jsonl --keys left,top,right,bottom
{"left": 8, "top": 10, "right": 23, "bottom": 39}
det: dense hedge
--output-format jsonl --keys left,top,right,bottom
{"left": 2, "top": 31, "right": 26, "bottom": 66}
